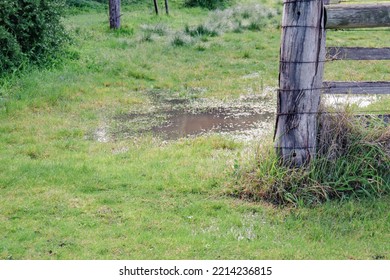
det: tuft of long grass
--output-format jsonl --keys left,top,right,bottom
{"left": 174, "top": 3, "right": 278, "bottom": 46}
{"left": 185, "top": 24, "right": 219, "bottom": 37}
{"left": 170, "top": 32, "right": 193, "bottom": 46}
{"left": 140, "top": 23, "right": 171, "bottom": 36}
{"left": 232, "top": 110, "right": 390, "bottom": 207}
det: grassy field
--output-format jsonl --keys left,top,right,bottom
{"left": 0, "top": 0, "right": 389, "bottom": 259}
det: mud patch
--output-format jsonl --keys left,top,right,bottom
{"left": 94, "top": 124, "right": 110, "bottom": 143}
{"left": 113, "top": 92, "right": 276, "bottom": 141}
{"left": 93, "top": 88, "right": 278, "bottom": 142}
{"left": 151, "top": 107, "right": 273, "bottom": 140}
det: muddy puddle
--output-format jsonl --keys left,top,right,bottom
{"left": 112, "top": 93, "right": 276, "bottom": 141}
{"left": 150, "top": 107, "right": 274, "bottom": 140}
{"left": 95, "top": 87, "right": 389, "bottom": 143}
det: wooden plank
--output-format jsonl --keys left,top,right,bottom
{"left": 275, "top": 0, "right": 326, "bottom": 167}
{"left": 326, "top": 4, "right": 390, "bottom": 29}
{"left": 323, "top": 81, "right": 390, "bottom": 94}
{"left": 326, "top": 47, "right": 390, "bottom": 60}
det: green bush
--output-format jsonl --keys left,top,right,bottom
{"left": 0, "top": 0, "right": 68, "bottom": 73}
{"left": 0, "top": 26, "right": 24, "bottom": 72}
{"left": 184, "top": 0, "right": 233, "bottom": 10}
{"left": 66, "top": 0, "right": 103, "bottom": 8}
{"left": 66, "top": 0, "right": 145, "bottom": 7}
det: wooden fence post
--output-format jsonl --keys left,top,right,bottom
{"left": 165, "top": 0, "right": 170, "bottom": 15}
{"left": 275, "top": 0, "right": 326, "bottom": 167}
{"left": 153, "top": 0, "right": 159, "bottom": 15}
{"left": 109, "top": 0, "right": 121, "bottom": 29}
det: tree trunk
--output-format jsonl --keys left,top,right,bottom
{"left": 274, "top": 0, "right": 326, "bottom": 167}
{"left": 109, "top": 0, "right": 121, "bottom": 29}
{"left": 165, "top": 0, "right": 169, "bottom": 15}
{"left": 153, "top": 0, "right": 159, "bottom": 15}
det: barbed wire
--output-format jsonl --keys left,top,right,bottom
{"left": 327, "top": 28, "right": 390, "bottom": 32}
{"left": 338, "top": 0, "right": 390, "bottom": 3}
{"left": 275, "top": 110, "right": 390, "bottom": 115}
{"left": 278, "top": 85, "right": 390, "bottom": 91}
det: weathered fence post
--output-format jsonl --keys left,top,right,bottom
{"left": 153, "top": 0, "right": 159, "bottom": 15}
{"left": 275, "top": 0, "right": 326, "bottom": 167}
{"left": 165, "top": 0, "right": 170, "bottom": 15}
{"left": 109, "top": 0, "right": 121, "bottom": 29}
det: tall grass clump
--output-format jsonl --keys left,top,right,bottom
{"left": 138, "top": 24, "right": 171, "bottom": 43}
{"left": 133, "top": 3, "right": 278, "bottom": 47}
{"left": 184, "top": 3, "right": 278, "bottom": 38}
{"left": 170, "top": 32, "right": 193, "bottom": 46}
{"left": 232, "top": 110, "right": 390, "bottom": 207}
{"left": 141, "top": 23, "right": 171, "bottom": 37}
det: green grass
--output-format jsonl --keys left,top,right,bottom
{"left": 0, "top": 1, "right": 389, "bottom": 259}
{"left": 232, "top": 114, "right": 390, "bottom": 207}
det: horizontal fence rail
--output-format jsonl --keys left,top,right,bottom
{"left": 323, "top": 81, "right": 390, "bottom": 94}
{"left": 326, "top": 47, "right": 390, "bottom": 60}
{"left": 325, "top": 3, "right": 390, "bottom": 29}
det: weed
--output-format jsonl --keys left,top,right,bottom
{"left": 139, "top": 32, "right": 155, "bottom": 42}
{"left": 182, "top": 3, "right": 277, "bottom": 40}
{"left": 195, "top": 43, "right": 207, "bottom": 51}
{"left": 111, "top": 26, "right": 134, "bottom": 36}
{"left": 170, "top": 32, "right": 193, "bottom": 46}
{"left": 232, "top": 110, "right": 390, "bottom": 207}
{"left": 185, "top": 24, "right": 219, "bottom": 37}
{"left": 140, "top": 23, "right": 171, "bottom": 36}
{"left": 242, "top": 51, "right": 251, "bottom": 59}
{"left": 248, "top": 21, "right": 265, "bottom": 31}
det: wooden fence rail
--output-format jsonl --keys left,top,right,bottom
{"left": 274, "top": 0, "right": 390, "bottom": 167}
{"left": 323, "top": 81, "right": 390, "bottom": 94}
{"left": 326, "top": 3, "right": 390, "bottom": 29}
{"left": 326, "top": 47, "right": 390, "bottom": 60}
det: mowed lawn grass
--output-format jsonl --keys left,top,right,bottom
{"left": 0, "top": 2, "right": 389, "bottom": 259}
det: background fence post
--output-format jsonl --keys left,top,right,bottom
{"left": 109, "top": 0, "right": 121, "bottom": 29}
{"left": 153, "top": 0, "right": 159, "bottom": 15}
{"left": 275, "top": 0, "right": 326, "bottom": 167}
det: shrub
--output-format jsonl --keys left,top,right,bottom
{"left": 66, "top": 0, "right": 142, "bottom": 7}
{"left": 66, "top": 0, "right": 102, "bottom": 8}
{"left": 0, "top": 27, "right": 24, "bottom": 72}
{"left": 0, "top": 0, "right": 68, "bottom": 73}
{"left": 184, "top": 0, "right": 233, "bottom": 10}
